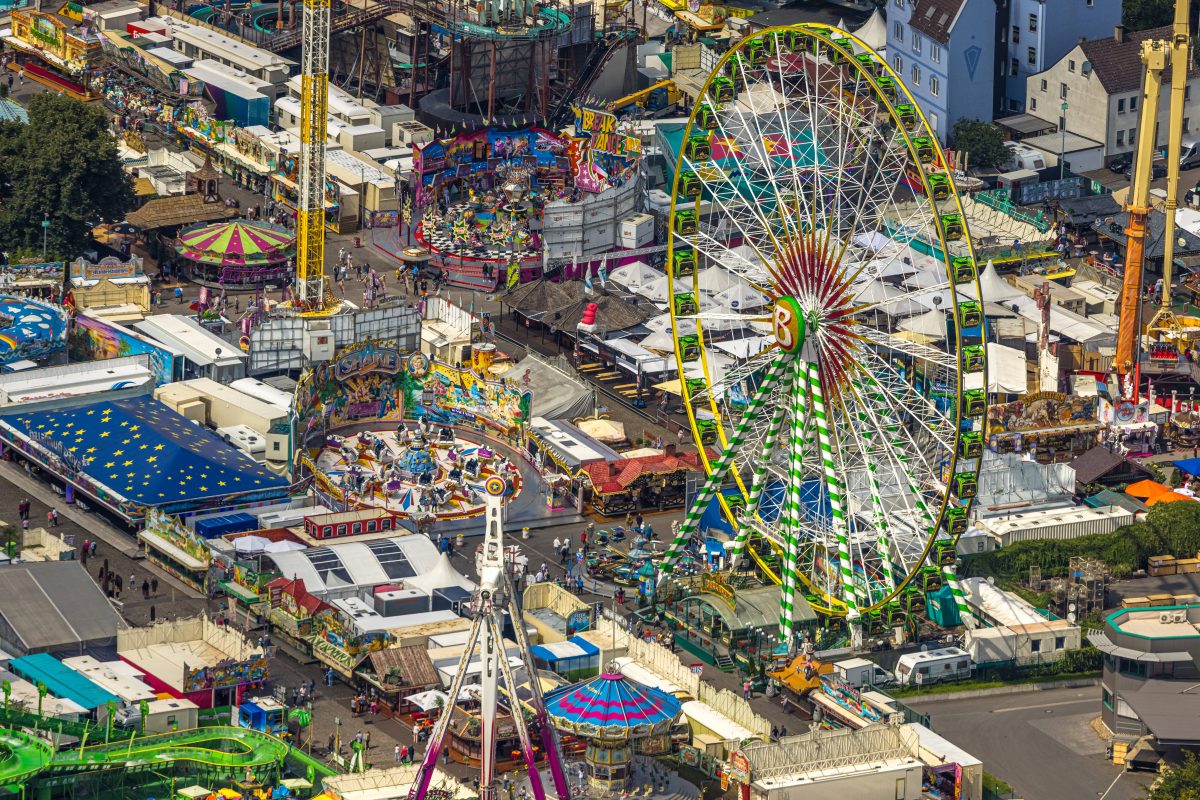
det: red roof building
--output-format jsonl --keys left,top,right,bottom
{"left": 578, "top": 446, "right": 710, "bottom": 515}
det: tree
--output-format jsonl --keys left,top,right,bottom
{"left": 951, "top": 119, "right": 1009, "bottom": 170}
{"left": 0, "top": 93, "right": 134, "bottom": 259}
{"left": 1146, "top": 752, "right": 1200, "bottom": 800}
{"left": 1123, "top": 0, "right": 1174, "bottom": 31}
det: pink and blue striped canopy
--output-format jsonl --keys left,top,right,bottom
{"left": 543, "top": 672, "right": 682, "bottom": 739}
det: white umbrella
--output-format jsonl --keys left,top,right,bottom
{"left": 234, "top": 535, "right": 271, "bottom": 554}
{"left": 714, "top": 281, "right": 768, "bottom": 311}
{"left": 264, "top": 540, "right": 307, "bottom": 553}
{"left": 609, "top": 261, "right": 663, "bottom": 291}
{"left": 637, "top": 275, "right": 672, "bottom": 303}
{"left": 646, "top": 313, "right": 695, "bottom": 334}
{"left": 639, "top": 330, "right": 676, "bottom": 351}
{"left": 899, "top": 308, "right": 949, "bottom": 338}
{"left": 404, "top": 690, "right": 449, "bottom": 711}
{"left": 697, "top": 266, "right": 740, "bottom": 294}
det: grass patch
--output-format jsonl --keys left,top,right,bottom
{"left": 983, "top": 772, "right": 1015, "bottom": 799}
{"left": 887, "top": 670, "right": 1100, "bottom": 698}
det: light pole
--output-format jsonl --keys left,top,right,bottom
{"left": 1059, "top": 101, "right": 1069, "bottom": 180}
{"left": 41, "top": 214, "right": 49, "bottom": 260}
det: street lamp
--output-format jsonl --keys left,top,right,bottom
{"left": 41, "top": 214, "right": 49, "bottom": 260}
{"left": 1059, "top": 101, "right": 1069, "bottom": 180}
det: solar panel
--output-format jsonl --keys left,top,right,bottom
{"left": 367, "top": 540, "right": 417, "bottom": 580}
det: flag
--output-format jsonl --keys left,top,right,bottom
{"left": 584, "top": 267, "right": 594, "bottom": 295}
{"left": 507, "top": 261, "right": 520, "bottom": 289}
{"left": 598, "top": 256, "right": 608, "bottom": 287}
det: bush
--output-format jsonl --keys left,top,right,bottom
{"left": 961, "top": 503, "right": 1200, "bottom": 581}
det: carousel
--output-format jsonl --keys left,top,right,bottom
{"left": 175, "top": 220, "right": 295, "bottom": 286}
{"left": 421, "top": 167, "right": 541, "bottom": 265}
{"left": 312, "top": 422, "right": 522, "bottom": 519}
{"left": 543, "top": 668, "right": 682, "bottom": 790}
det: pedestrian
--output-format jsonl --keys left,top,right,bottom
{"left": 129, "top": 573, "right": 136, "bottom": 590}
{"left": 141, "top": 580, "right": 150, "bottom": 599}
{"left": 90, "top": 540, "right": 97, "bottom": 556}
{"left": 17, "top": 498, "right": 28, "bottom": 521}
{"left": 21, "top": 518, "right": 28, "bottom": 535}
{"left": 399, "top": 744, "right": 407, "bottom": 763}
{"left": 442, "top": 746, "right": 449, "bottom": 765}
{"left": 151, "top": 577, "right": 158, "bottom": 595}
{"left": 412, "top": 722, "right": 420, "bottom": 742}
{"left": 326, "top": 666, "right": 335, "bottom": 686}
{"left": 50, "top": 508, "right": 58, "bottom": 527}
{"left": 149, "top": 605, "right": 156, "bottom": 621}
{"left": 395, "top": 744, "right": 402, "bottom": 763}
{"left": 370, "top": 699, "right": 378, "bottom": 715}
{"left": 83, "top": 538, "right": 89, "bottom": 554}
{"left": 742, "top": 680, "right": 751, "bottom": 700}
{"left": 46, "top": 509, "right": 53, "bottom": 527}
{"left": 553, "top": 537, "right": 562, "bottom": 560}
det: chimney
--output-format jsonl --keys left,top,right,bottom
{"left": 1114, "top": 24, "right": 1125, "bottom": 43}
{"left": 1078, "top": 36, "right": 1086, "bottom": 46}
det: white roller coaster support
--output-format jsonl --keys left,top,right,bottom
{"left": 728, "top": 400, "right": 789, "bottom": 570}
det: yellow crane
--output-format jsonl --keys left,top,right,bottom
{"left": 295, "top": 0, "right": 332, "bottom": 312}
{"left": 1116, "top": 0, "right": 1193, "bottom": 385}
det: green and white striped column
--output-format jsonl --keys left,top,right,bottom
{"left": 808, "top": 361, "right": 859, "bottom": 619}
{"left": 658, "top": 355, "right": 788, "bottom": 578}
{"left": 942, "top": 563, "right": 975, "bottom": 628}
{"left": 728, "top": 398, "right": 790, "bottom": 570}
{"left": 778, "top": 356, "right": 808, "bottom": 641}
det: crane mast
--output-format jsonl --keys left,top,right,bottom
{"left": 1115, "top": 0, "right": 1191, "bottom": 394}
{"left": 296, "top": 0, "right": 330, "bottom": 309}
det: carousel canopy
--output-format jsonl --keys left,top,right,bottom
{"left": 175, "top": 221, "right": 295, "bottom": 267}
{"left": 543, "top": 670, "right": 682, "bottom": 740}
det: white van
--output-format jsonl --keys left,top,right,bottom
{"left": 1181, "top": 136, "right": 1200, "bottom": 170}
{"left": 1003, "top": 141, "right": 1047, "bottom": 171}
{"left": 894, "top": 646, "right": 974, "bottom": 686}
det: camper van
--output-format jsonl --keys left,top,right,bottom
{"left": 1181, "top": 136, "right": 1200, "bottom": 170}
{"left": 894, "top": 646, "right": 973, "bottom": 686}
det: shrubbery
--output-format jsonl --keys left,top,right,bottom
{"left": 960, "top": 502, "right": 1200, "bottom": 582}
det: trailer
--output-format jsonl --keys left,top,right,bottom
{"left": 894, "top": 647, "right": 973, "bottom": 686}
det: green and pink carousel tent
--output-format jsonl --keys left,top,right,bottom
{"left": 174, "top": 220, "right": 295, "bottom": 286}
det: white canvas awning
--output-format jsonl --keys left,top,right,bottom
{"left": 713, "top": 281, "right": 768, "bottom": 311}
{"left": 965, "top": 343, "right": 1028, "bottom": 394}
{"left": 899, "top": 308, "right": 949, "bottom": 338}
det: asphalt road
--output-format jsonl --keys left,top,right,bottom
{"left": 907, "top": 687, "right": 1149, "bottom": 800}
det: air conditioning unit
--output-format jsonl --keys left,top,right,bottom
{"left": 1175, "top": 611, "right": 1188, "bottom": 623}
{"left": 1161, "top": 612, "right": 1174, "bottom": 623}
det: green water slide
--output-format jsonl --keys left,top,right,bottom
{"left": 0, "top": 726, "right": 334, "bottom": 787}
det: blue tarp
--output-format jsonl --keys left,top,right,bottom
{"left": 194, "top": 512, "right": 259, "bottom": 539}
{"left": 9, "top": 653, "right": 118, "bottom": 710}
{"left": 1, "top": 396, "right": 289, "bottom": 508}
{"left": 1174, "top": 458, "right": 1200, "bottom": 476}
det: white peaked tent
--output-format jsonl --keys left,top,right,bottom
{"left": 637, "top": 275, "right": 672, "bottom": 304}
{"left": 639, "top": 330, "right": 677, "bottom": 351}
{"left": 714, "top": 281, "right": 768, "bottom": 311}
{"left": 610, "top": 261, "right": 663, "bottom": 292}
{"left": 646, "top": 313, "right": 696, "bottom": 335}
{"left": 697, "top": 266, "right": 742, "bottom": 294}
{"left": 854, "top": 10, "right": 887, "bottom": 51}
{"left": 405, "top": 553, "right": 476, "bottom": 594}
{"left": 965, "top": 343, "right": 1028, "bottom": 394}
{"left": 977, "top": 260, "right": 1024, "bottom": 302}
{"left": 899, "top": 308, "right": 949, "bottom": 338}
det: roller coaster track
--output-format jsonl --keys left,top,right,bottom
{"left": 264, "top": 0, "right": 393, "bottom": 52}
{"left": 548, "top": 26, "right": 640, "bottom": 124}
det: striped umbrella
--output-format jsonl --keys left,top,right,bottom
{"left": 175, "top": 221, "right": 295, "bottom": 267}
{"left": 543, "top": 671, "right": 682, "bottom": 741}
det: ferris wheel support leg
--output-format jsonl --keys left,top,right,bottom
{"left": 854, "top": 404, "right": 897, "bottom": 604}
{"left": 779, "top": 358, "right": 807, "bottom": 649}
{"left": 729, "top": 400, "right": 789, "bottom": 571}
{"left": 942, "top": 564, "right": 977, "bottom": 630}
{"left": 807, "top": 361, "right": 861, "bottom": 619}
{"left": 658, "top": 355, "right": 789, "bottom": 580}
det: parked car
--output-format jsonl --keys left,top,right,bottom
{"left": 1108, "top": 154, "right": 1132, "bottom": 173}
{"left": 1124, "top": 162, "right": 1168, "bottom": 181}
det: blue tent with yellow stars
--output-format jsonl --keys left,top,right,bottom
{"left": 2, "top": 396, "right": 289, "bottom": 511}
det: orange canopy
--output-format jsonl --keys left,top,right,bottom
{"left": 1147, "top": 491, "right": 1193, "bottom": 506}
{"left": 1126, "top": 480, "right": 1170, "bottom": 499}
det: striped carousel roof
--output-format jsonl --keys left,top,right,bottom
{"left": 175, "top": 221, "right": 294, "bottom": 266}
{"left": 543, "top": 671, "right": 682, "bottom": 739}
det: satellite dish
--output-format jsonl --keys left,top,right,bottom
{"left": 1067, "top": 612, "right": 1077, "bottom": 623}
{"left": 1069, "top": 603, "right": 1077, "bottom": 612}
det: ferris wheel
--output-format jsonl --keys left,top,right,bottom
{"left": 657, "top": 25, "right": 986, "bottom": 641}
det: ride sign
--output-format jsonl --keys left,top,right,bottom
{"left": 729, "top": 750, "right": 751, "bottom": 784}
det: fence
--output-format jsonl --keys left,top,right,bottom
{"left": 975, "top": 189, "right": 1052, "bottom": 233}
{"left": 625, "top": 636, "right": 771, "bottom": 740}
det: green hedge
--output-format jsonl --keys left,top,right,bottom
{"left": 961, "top": 502, "right": 1200, "bottom": 582}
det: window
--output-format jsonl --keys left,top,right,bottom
{"left": 1087, "top": 0, "right": 1093, "bottom": 5}
{"left": 917, "top": 667, "right": 930, "bottom": 676}
{"left": 1011, "top": 25, "right": 1020, "bottom": 44}
{"left": 1068, "top": 59, "right": 1076, "bottom": 73}
{"left": 1130, "top": 96, "right": 1138, "bottom": 110}
{"left": 1054, "top": 636, "right": 1065, "bottom": 650}
{"left": 352, "top": 522, "right": 362, "bottom": 534}
{"left": 894, "top": 22, "right": 904, "bottom": 42}
{"left": 1030, "top": 98, "right": 1037, "bottom": 110}
{"left": 1187, "top": 117, "right": 1193, "bottom": 133}
{"left": 336, "top": 523, "right": 347, "bottom": 536}
{"left": 932, "top": 45, "right": 941, "bottom": 64}
{"left": 1028, "top": 47, "right": 1037, "bottom": 65}
{"left": 1129, "top": 127, "right": 1137, "bottom": 142}
{"left": 1060, "top": 82, "right": 1069, "bottom": 100}
{"left": 1040, "top": 79, "right": 1048, "bottom": 92}
{"left": 1118, "top": 98, "right": 1126, "bottom": 113}
{"left": 1117, "top": 130, "right": 1125, "bottom": 146}
{"left": 1029, "top": 13, "right": 1038, "bottom": 31}
{"left": 894, "top": 54, "right": 903, "bottom": 73}
{"left": 366, "top": 519, "right": 377, "bottom": 532}
{"left": 272, "top": 441, "right": 280, "bottom": 451}
{"left": 1031, "top": 639, "right": 1042, "bottom": 653}
{"left": 913, "top": 32, "right": 922, "bottom": 54}
{"left": 976, "top": 538, "right": 985, "bottom": 551}
{"left": 929, "top": 112, "right": 938, "bottom": 130}
{"left": 1103, "top": 688, "right": 1113, "bottom": 711}
{"left": 895, "top": 0, "right": 903, "bottom": 7}
{"left": 912, "top": 64, "right": 921, "bottom": 85}
{"left": 1010, "top": 58, "right": 1019, "bottom": 76}
{"left": 1118, "top": 658, "right": 1147, "bottom": 677}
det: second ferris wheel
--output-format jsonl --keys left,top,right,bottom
{"left": 657, "top": 24, "right": 987, "bottom": 642}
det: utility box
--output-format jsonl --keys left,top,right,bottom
{"left": 374, "top": 588, "right": 430, "bottom": 616}
{"left": 619, "top": 213, "right": 655, "bottom": 249}
{"left": 302, "top": 320, "right": 335, "bottom": 362}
